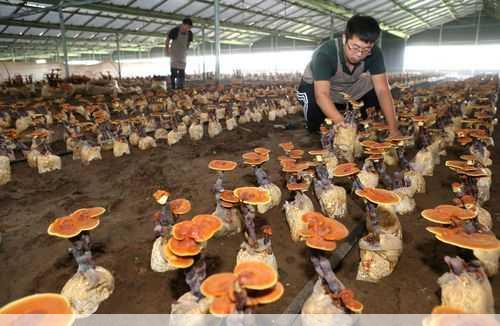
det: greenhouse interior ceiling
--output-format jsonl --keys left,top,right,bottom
{"left": 0, "top": 0, "right": 488, "bottom": 60}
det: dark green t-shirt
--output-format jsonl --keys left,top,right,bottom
{"left": 310, "top": 39, "right": 386, "bottom": 81}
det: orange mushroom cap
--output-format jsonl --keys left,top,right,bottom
{"left": 162, "top": 244, "right": 194, "bottom": 268}
{"left": 220, "top": 200, "right": 234, "bottom": 209}
{"left": 333, "top": 163, "right": 360, "bottom": 177}
{"left": 169, "top": 198, "right": 192, "bottom": 215}
{"left": 308, "top": 149, "right": 329, "bottom": 156}
{"left": 246, "top": 281, "right": 284, "bottom": 305}
{"left": 220, "top": 190, "right": 239, "bottom": 203}
{"left": 234, "top": 261, "right": 278, "bottom": 290}
{"left": 192, "top": 214, "right": 223, "bottom": 240}
{"left": 445, "top": 160, "right": 477, "bottom": 171}
{"left": 70, "top": 210, "right": 101, "bottom": 232}
{"left": 426, "top": 226, "right": 449, "bottom": 236}
{"left": 48, "top": 216, "right": 86, "bottom": 239}
{"left": 153, "top": 190, "right": 170, "bottom": 205}
{"left": 282, "top": 162, "right": 309, "bottom": 173}
{"left": 305, "top": 236, "right": 337, "bottom": 251}
{"left": 167, "top": 237, "right": 202, "bottom": 256}
{"left": 431, "top": 305, "right": 465, "bottom": 314}
{"left": 421, "top": 205, "right": 477, "bottom": 224}
{"left": 435, "top": 227, "right": 500, "bottom": 251}
{"left": 234, "top": 186, "right": 271, "bottom": 205}
{"left": 286, "top": 182, "right": 309, "bottom": 192}
{"left": 244, "top": 156, "right": 268, "bottom": 166}
{"left": 0, "top": 293, "right": 75, "bottom": 326}
{"left": 254, "top": 147, "right": 271, "bottom": 155}
{"left": 200, "top": 273, "right": 238, "bottom": 297}
{"left": 208, "top": 160, "right": 238, "bottom": 171}
{"left": 278, "top": 142, "right": 294, "bottom": 151}
{"left": 277, "top": 155, "right": 295, "bottom": 163}
{"left": 456, "top": 137, "right": 472, "bottom": 145}
{"left": 209, "top": 295, "right": 236, "bottom": 316}
{"left": 355, "top": 188, "right": 401, "bottom": 205}
{"left": 242, "top": 152, "right": 262, "bottom": 161}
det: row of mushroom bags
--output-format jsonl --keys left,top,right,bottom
{"left": 1, "top": 74, "right": 499, "bottom": 325}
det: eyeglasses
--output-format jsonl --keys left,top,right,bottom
{"left": 345, "top": 41, "right": 372, "bottom": 55}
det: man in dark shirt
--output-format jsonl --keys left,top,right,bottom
{"left": 297, "top": 15, "right": 400, "bottom": 138}
{"left": 166, "top": 17, "right": 193, "bottom": 89}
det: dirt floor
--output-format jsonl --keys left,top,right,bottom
{"left": 0, "top": 113, "right": 498, "bottom": 314}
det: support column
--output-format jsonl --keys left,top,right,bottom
{"left": 330, "top": 13, "right": 335, "bottom": 40}
{"left": 474, "top": 10, "right": 481, "bottom": 44}
{"left": 438, "top": 24, "right": 443, "bottom": 46}
{"left": 116, "top": 33, "right": 122, "bottom": 79}
{"left": 214, "top": 0, "right": 221, "bottom": 82}
{"left": 58, "top": 2, "right": 70, "bottom": 79}
{"left": 202, "top": 26, "right": 206, "bottom": 80}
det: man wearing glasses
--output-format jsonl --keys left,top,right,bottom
{"left": 297, "top": 15, "right": 400, "bottom": 138}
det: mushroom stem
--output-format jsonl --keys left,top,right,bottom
{"left": 366, "top": 201, "right": 381, "bottom": 235}
{"left": 68, "top": 231, "right": 98, "bottom": 284}
{"left": 154, "top": 206, "right": 175, "bottom": 237}
{"left": 315, "top": 164, "right": 330, "bottom": 185}
{"left": 321, "top": 128, "right": 335, "bottom": 149}
{"left": 254, "top": 166, "right": 270, "bottom": 186}
{"left": 396, "top": 147, "right": 410, "bottom": 171}
{"left": 213, "top": 171, "right": 224, "bottom": 194}
{"left": 185, "top": 255, "right": 207, "bottom": 300}
{"left": 351, "top": 175, "right": 364, "bottom": 192}
{"left": 232, "top": 279, "right": 249, "bottom": 313}
{"left": 310, "top": 250, "right": 342, "bottom": 294}
{"left": 241, "top": 204, "right": 257, "bottom": 247}
{"left": 373, "top": 160, "right": 393, "bottom": 190}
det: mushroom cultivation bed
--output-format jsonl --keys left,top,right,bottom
{"left": 1, "top": 111, "right": 499, "bottom": 315}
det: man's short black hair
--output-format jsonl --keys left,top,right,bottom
{"left": 182, "top": 17, "right": 193, "bottom": 26}
{"left": 345, "top": 15, "right": 380, "bottom": 44}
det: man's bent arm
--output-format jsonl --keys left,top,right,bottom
{"left": 372, "top": 73, "right": 400, "bottom": 136}
{"left": 314, "top": 80, "right": 345, "bottom": 124}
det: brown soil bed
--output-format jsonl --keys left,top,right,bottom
{"left": 0, "top": 115, "right": 498, "bottom": 314}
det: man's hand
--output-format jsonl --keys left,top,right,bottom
{"left": 387, "top": 128, "right": 403, "bottom": 140}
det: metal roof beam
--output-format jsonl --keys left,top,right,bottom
{"left": 23, "top": 0, "right": 321, "bottom": 42}
{"left": 285, "top": 0, "right": 409, "bottom": 39}
{"left": 386, "top": 0, "right": 431, "bottom": 28}
{"left": 440, "top": 0, "right": 458, "bottom": 19}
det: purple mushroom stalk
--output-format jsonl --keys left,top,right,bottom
{"left": 184, "top": 254, "right": 207, "bottom": 300}
{"left": 372, "top": 159, "right": 393, "bottom": 190}
{"left": 470, "top": 139, "right": 486, "bottom": 157}
{"left": 313, "top": 164, "right": 332, "bottom": 194}
{"left": 415, "top": 126, "right": 431, "bottom": 150}
{"left": 240, "top": 204, "right": 257, "bottom": 247}
{"left": 310, "top": 250, "right": 343, "bottom": 294}
{"left": 458, "top": 174, "right": 478, "bottom": 199}
{"left": 68, "top": 231, "right": 99, "bottom": 285}
{"left": 254, "top": 166, "right": 271, "bottom": 186}
{"left": 153, "top": 205, "right": 175, "bottom": 238}
{"left": 365, "top": 201, "right": 383, "bottom": 238}
{"left": 213, "top": 171, "right": 225, "bottom": 202}
{"left": 392, "top": 171, "right": 411, "bottom": 189}
{"left": 321, "top": 127, "right": 335, "bottom": 149}
{"left": 396, "top": 146, "right": 411, "bottom": 171}
{"left": 444, "top": 256, "right": 485, "bottom": 280}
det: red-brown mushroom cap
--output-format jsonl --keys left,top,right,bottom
{"left": 426, "top": 226, "right": 449, "bottom": 236}
{"left": 162, "top": 244, "right": 194, "bottom": 268}
{"left": 277, "top": 155, "right": 295, "bottom": 163}
{"left": 234, "top": 186, "right": 271, "bottom": 205}
{"left": 339, "top": 288, "right": 364, "bottom": 313}
{"left": 289, "top": 149, "right": 304, "bottom": 159}
{"left": 200, "top": 273, "right": 238, "bottom": 298}
{"left": 169, "top": 198, "right": 192, "bottom": 215}
{"left": 153, "top": 190, "right": 170, "bottom": 205}
{"left": 300, "top": 212, "right": 349, "bottom": 241}
{"left": 0, "top": 293, "right": 75, "bottom": 326}
{"left": 282, "top": 162, "right": 309, "bottom": 173}
{"left": 355, "top": 188, "right": 401, "bottom": 205}
{"left": 220, "top": 200, "right": 234, "bottom": 209}
{"left": 456, "top": 137, "right": 472, "bottom": 145}
{"left": 333, "top": 163, "right": 360, "bottom": 177}
{"left": 242, "top": 152, "right": 262, "bottom": 161}
{"left": 220, "top": 190, "right": 239, "bottom": 203}
{"left": 244, "top": 156, "right": 268, "bottom": 166}
{"left": 435, "top": 227, "right": 500, "bottom": 251}
{"left": 208, "top": 160, "right": 238, "bottom": 171}
{"left": 445, "top": 160, "right": 477, "bottom": 171}
{"left": 421, "top": 205, "right": 477, "bottom": 224}
{"left": 234, "top": 261, "right": 278, "bottom": 290}
{"left": 167, "top": 237, "right": 202, "bottom": 256}
{"left": 70, "top": 208, "right": 103, "bottom": 231}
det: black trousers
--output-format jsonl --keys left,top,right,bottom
{"left": 296, "top": 79, "right": 381, "bottom": 132}
{"left": 170, "top": 68, "right": 185, "bottom": 89}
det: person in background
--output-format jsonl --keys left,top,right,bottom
{"left": 296, "top": 15, "right": 400, "bottom": 138}
{"left": 166, "top": 17, "right": 193, "bottom": 90}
